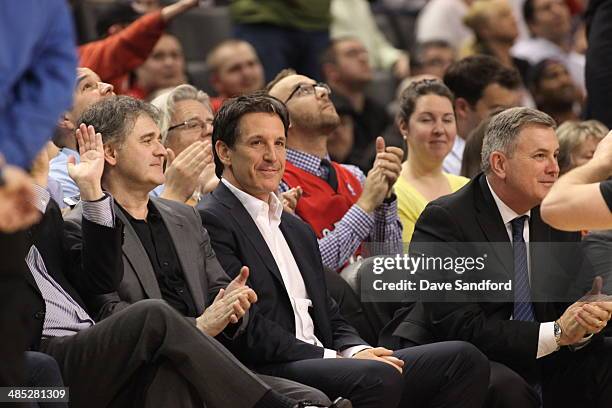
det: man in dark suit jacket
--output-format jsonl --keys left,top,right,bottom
{"left": 28, "top": 100, "right": 349, "bottom": 408}
{"left": 382, "top": 107, "right": 612, "bottom": 408}
{"left": 66, "top": 97, "right": 340, "bottom": 406}
{"left": 199, "top": 92, "right": 490, "bottom": 408}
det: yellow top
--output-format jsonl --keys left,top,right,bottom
{"left": 395, "top": 173, "right": 469, "bottom": 243}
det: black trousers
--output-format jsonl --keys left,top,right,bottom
{"left": 482, "top": 338, "right": 612, "bottom": 408}
{"left": 258, "top": 341, "right": 489, "bottom": 408}
{"left": 39, "top": 300, "right": 273, "bottom": 408}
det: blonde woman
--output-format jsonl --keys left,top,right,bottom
{"left": 557, "top": 120, "right": 608, "bottom": 175}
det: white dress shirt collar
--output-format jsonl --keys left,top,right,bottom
{"left": 221, "top": 178, "right": 283, "bottom": 225}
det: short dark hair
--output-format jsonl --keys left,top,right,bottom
{"left": 212, "top": 92, "right": 290, "bottom": 177}
{"left": 398, "top": 79, "right": 455, "bottom": 123}
{"left": 443, "top": 55, "right": 521, "bottom": 106}
{"left": 319, "top": 36, "right": 362, "bottom": 67}
{"left": 523, "top": 0, "right": 536, "bottom": 25}
{"left": 78, "top": 95, "right": 160, "bottom": 148}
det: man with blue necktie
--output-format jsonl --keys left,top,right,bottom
{"left": 381, "top": 107, "right": 612, "bottom": 408}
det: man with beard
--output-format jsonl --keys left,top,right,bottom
{"left": 321, "top": 38, "right": 392, "bottom": 172}
{"left": 529, "top": 59, "right": 582, "bottom": 125}
{"left": 266, "top": 70, "right": 403, "bottom": 273}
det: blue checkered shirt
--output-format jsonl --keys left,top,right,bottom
{"left": 280, "top": 149, "right": 402, "bottom": 270}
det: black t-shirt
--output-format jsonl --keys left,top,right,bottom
{"left": 118, "top": 202, "right": 198, "bottom": 317}
{"left": 599, "top": 180, "right": 612, "bottom": 211}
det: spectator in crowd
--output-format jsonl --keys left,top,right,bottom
{"left": 0, "top": 0, "right": 77, "bottom": 390}
{"left": 528, "top": 59, "right": 582, "bottom": 126}
{"left": 49, "top": 68, "right": 115, "bottom": 205}
{"left": 267, "top": 70, "right": 403, "bottom": 272}
{"left": 206, "top": 40, "right": 266, "bottom": 113}
{"left": 541, "top": 127, "right": 612, "bottom": 231}
{"left": 79, "top": 0, "right": 198, "bottom": 95}
{"left": 395, "top": 79, "right": 469, "bottom": 243}
{"left": 416, "top": 0, "right": 474, "bottom": 51}
{"left": 68, "top": 95, "right": 340, "bottom": 407}
{"left": 409, "top": 41, "right": 456, "bottom": 79}
{"left": 511, "top": 0, "right": 585, "bottom": 90}
{"left": 230, "top": 0, "right": 332, "bottom": 81}
{"left": 150, "top": 84, "right": 218, "bottom": 203}
{"left": 384, "top": 107, "right": 612, "bottom": 408}
{"left": 321, "top": 38, "right": 392, "bottom": 171}
{"left": 462, "top": 0, "right": 531, "bottom": 83}
{"left": 127, "top": 33, "right": 188, "bottom": 100}
{"left": 442, "top": 55, "right": 522, "bottom": 175}
{"left": 330, "top": 0, "right": 410, "bottom": 79}
{"left": 200, "top": 92, "right": 490, "bottom": 408}
{"left": 460, "top": 114, "right": 498, "bottom": 178}
{"left": 557, "top": 120, "right": 607, "bottom": 175}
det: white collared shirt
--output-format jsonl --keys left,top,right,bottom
{"left": 221, "top": 178, "right": 370, "bottom": 358}
{"left": 442, "top": 136, "right": 465, "bottom": 176}
{"left": 485, "top": 177, "right": 558, "bottom": 358}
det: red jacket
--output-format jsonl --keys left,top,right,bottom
{"left": 78, "top": 11, "right": 166, "bottom": 95}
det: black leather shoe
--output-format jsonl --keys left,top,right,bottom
{"left": 293, "top": 397, "right": 352, "bottom": 408}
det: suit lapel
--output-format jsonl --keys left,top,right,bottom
{"left": 114, "top": 203, "right": 162, "bottom": 299}
{"left": 215, "top": 183, "right": 287, "bottom": 289}
{"left": 153, "top": 199, "right": 206, "bottom": 312}
{"left": 475, "top": 175, "right": 513, "bottom": 277}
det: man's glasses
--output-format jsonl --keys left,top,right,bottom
{"left": 285, "top": 82, "right": 332, "bottom": 103}
{"left": 168, "top": 118, "right": 213, "bottom": 133}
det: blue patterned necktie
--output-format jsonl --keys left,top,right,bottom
{"left": 511, "top": 215, "right": 536, "bottom": 322}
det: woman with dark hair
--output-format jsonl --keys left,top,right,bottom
{"left": 395, "top": 79, "right": 469, "bottom": 242}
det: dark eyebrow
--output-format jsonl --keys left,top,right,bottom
{"left": 76, "top": 75, "right": 88, "bottom": 86}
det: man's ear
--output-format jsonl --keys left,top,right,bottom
{"left": 215, "top": 140, "right": 232, "bottom": 169}
{"left": 454, "top": 97, "right": 472, "bottom": 120}
{"left": 104, "top": 143, "right": 118, "bottom": 167}
{"left": 58, "top": 113, "right": 75, "bottom": 132}
{"left": 489, "top": 151, "right": 508, "bottom": 179}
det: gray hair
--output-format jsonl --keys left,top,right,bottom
{"left": 150, "top": 84, "right": 211, "bottom": 145}
{"left": 78, "top": 95, "right": 160, "bottom": 148}
{"left": 557, "top": 120, "right": 608, "bottom": 173}
{"left": 480, "top": 107, "right": 556, "bottom": 173}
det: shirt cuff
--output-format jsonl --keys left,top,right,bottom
{"left": 82, "top": 193, "right": 115, "bottom": 227}
{"left": 341, "top": 345, "right": 372, "bottom": 358}
{"left": 347, "top": 204, "right": 375, "bottom": 238}
{"left": 32, "top": 184, "right": 51, "bottom": 213}
{"left": 323, "top": 348, "right": 338, "bottom": 359}
{"left": 537, "top": 321, "right": 559, "bottom": 358}
{"left": 374, "top": 195, "right": 399, "bottom": 224}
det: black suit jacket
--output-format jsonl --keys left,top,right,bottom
{"left": 199, "top": 182, "right": 366, "bottom": 367}
{"left": 383, "top": 174, "right": 586, "bottom": 379}
{"left": 23, "top": 198, "right": 124, "bottom": 350}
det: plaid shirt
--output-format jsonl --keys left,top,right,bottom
{"left": 280, "top": 149, "right": 402, "bottom": 270}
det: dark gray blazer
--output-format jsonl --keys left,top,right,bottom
{"left": 64, "top": 197, "right": 232, "bottom": 322}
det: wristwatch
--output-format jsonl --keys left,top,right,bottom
{"left": 554, "top": 320, "right": 563, "bottom": 347}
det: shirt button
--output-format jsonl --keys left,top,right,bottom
{"left": 34, "top": 311, "right": 45, "bottom": 320}
{"left": 162, "top": 261, "right": 169, "bottom": 267}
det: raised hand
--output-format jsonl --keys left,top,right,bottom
{"left": 281, "top": 186, "right": 303, "bottom": 214}
{"left": 372, "top": 136, "right": 403, "bottom": 196}
{"left": 161, "top": 141, "right": 209, "bottom": 202}
{"left": 67, "top": 124, "right": 104, "bottom": 201}
{"left": 197, "top": 143, "right": 219, "bottom": 195}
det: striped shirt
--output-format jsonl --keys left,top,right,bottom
{"left": 279, "top": 149, "right": 403, "bottom": 270}
{"left": 28, "top": 185, "right": 114, "bottom": 337}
